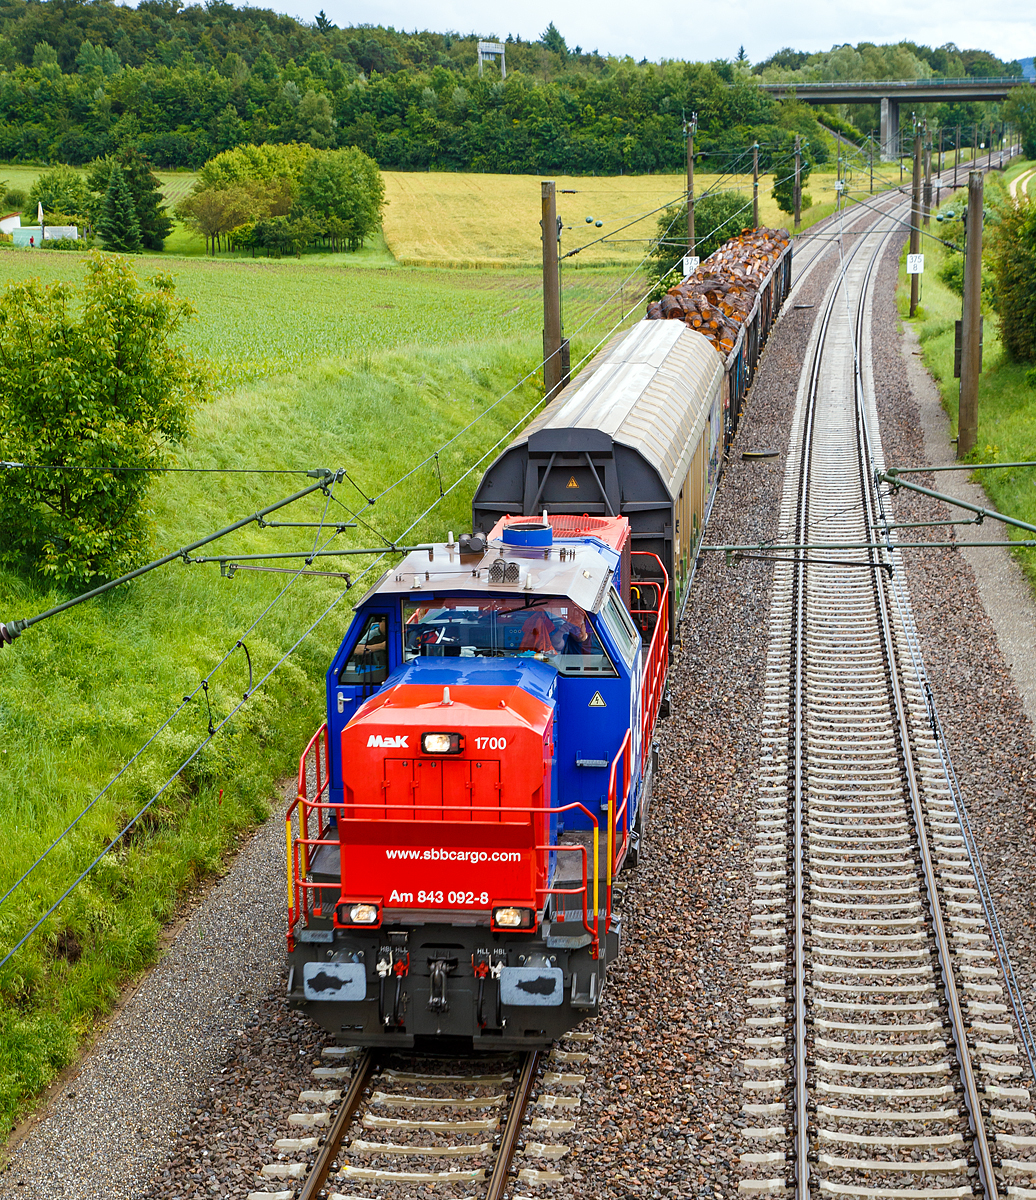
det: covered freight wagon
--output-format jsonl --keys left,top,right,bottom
{"left": 473, "top": 319, "right": 724, "bottom": 625}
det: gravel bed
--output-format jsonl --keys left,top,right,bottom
{"left": 573, "top": 246, "right": 847, "bottom": 1200}
{"left": 868, "top": 235, "right": 1036, "bottom": 1096}
{"left": 8, "top": 213, "right": 1036, "bottom": 1200}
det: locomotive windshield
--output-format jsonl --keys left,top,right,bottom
{"left": 403, "top": 597, "right": 617, "bottom": 676}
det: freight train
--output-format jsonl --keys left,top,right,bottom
{"left": 284, "top": 229, "right": 792, "bottom": 1049}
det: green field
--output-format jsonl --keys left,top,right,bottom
{"left": 899, "top": 159, "right": 1036, "bottom": 581}
{"left": 0, "top": 243, "right": 644, "bottom": 386}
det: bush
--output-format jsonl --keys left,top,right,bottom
{"left": 0, "top": 254, "right": 208, "bottom": 587}
{"left": 772, "top": 139, "right": 815, "bottom": 216}
{"left": 3, "top": 186, "right": 25, "bottom": 210}
{"left": 38, "top": 237, "right": 81, "bottom": 251}
{"left": 988, "top": 199, "right": 1036, "bottom": 362}
{"left": 938, "top": 252, "right": 965, "bottom": 295}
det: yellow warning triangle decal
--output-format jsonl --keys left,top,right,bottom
{"left": 566, "top": 476, "right": 579, "bottom": 488}
{"left": 589, "top": 691, "right": 606, "bottom": 708}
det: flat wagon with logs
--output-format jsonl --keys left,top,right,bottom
{"left": 473, "top": 227, "right": 792, "bottom": 627}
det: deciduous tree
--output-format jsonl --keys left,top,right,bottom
{"left": 0, "top": 254, "right": 206, "bottom": 587}
{"left": 25, "top": 164, "right": 90, "bottom": 223}
{"left": 1004, "top": 84, "right": 1036, "bottom": 159}
{"left": 647, "top": 191, "right": 753, "bottom": 292}
{"left": 297, "top": 146, "right": 384, "bottom": 249}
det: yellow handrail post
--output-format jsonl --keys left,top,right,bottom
{"left": 592, "top": 823, "right": 600, "bottom": 954}
{"left": 285, "top": 815, "right": 294, "bottom": 913}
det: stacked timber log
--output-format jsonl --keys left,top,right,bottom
{"left": 645, "top": 227, "right": 790, "bottom": 355}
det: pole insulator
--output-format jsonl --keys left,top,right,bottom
{"left": 0, "top": 621, "right": 25, "bottom": 648}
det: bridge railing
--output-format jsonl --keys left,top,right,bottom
{"left": 760, "top": 76, "right": 1025, "bottom": 90}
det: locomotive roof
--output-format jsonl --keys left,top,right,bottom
{"left": 517, "top": 319, "right": 724, "bottom": 499}
{"left": 363, "top": 537, "right": 618, "bottom": 614}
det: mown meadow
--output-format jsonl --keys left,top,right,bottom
{"left": 0, "top": 219, "right": 647, "bottom": 1134}
{"left": 899, "top": 157, "right": 1036, "bottom": 581}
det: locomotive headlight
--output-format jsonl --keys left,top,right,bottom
{"left": 492, "top": 906, "right": 533, "bottom": 929}
{"left": 421, "top": 732, "right": 463, "bottom": 754}
{"left": 349, "top": 903, "right": 379, "bottom": 925}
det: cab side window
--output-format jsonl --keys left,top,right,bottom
{"left": 338, "top": 614, "right": 390, "bottom": 685}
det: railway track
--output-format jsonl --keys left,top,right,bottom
{"left": 783, "top": 147, "right": 1011, "bottom": 304}
{"left": 246, "top": 1036, "right": 590, "bottom": 1199}
{"left": 737, "top": 158, "right": 1036, "bottom": 1198}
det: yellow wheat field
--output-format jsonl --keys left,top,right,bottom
{"left": 380, "top": 169, "right": 859, "bottom": 269}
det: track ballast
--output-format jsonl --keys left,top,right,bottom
{"left": 738, "top": 172, "right": 1036, "bottom": 1200}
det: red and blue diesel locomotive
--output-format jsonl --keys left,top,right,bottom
{"left": 284, "top": 237, "right": 792, "bottom": 1049}
{"left": 286, "top": 513, "right": 668, "bottom": 1048}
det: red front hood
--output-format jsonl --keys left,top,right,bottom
{"left": 335, "top": 682, "right": 555, "bottom": 912}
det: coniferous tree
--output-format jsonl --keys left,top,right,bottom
{"left": 97, "top": 166, "right": 142, "bottom": 253}
{"left": 87, "top": 149, "right": 172, "bottom": 251}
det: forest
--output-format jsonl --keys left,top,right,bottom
{"left": 0, "top": 0, "right": 1023, "bottom": 172}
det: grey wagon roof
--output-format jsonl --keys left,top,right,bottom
{"left": 518, "top": 320, "right": 724, "bottom": 498}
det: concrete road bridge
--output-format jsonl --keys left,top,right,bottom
{"left": 759, "top": 77, "right": 1026, "bottom": 158}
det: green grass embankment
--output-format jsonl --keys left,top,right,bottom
{"left": 0, "top": 249, "right": 646, "bottom": 1134}
{"left": 897, "top": 159, "right": 1036, "bottom": 583}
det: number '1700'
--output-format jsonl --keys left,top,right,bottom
{"left": 475, "top": 736, "right": 507, "bottom": 750}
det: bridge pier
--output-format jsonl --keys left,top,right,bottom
{"left": 880, "top": 97, "right": 900, "bottom": 161}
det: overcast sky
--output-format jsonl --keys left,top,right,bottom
{"left": 296, "top": 0, "right": 1034, "bottom": 67}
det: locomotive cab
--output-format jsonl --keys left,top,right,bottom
{"left": 285, "top": 517, "right": 668, "bottom": 1049}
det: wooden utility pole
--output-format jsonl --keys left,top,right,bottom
{"left": 752, "top": 142, "right": 759, "bottom": 228}
{"left": 541, "top": 181, "right": 563, "bottom": 401}
{"left": 685, "top": 112, "right": 696, "bottom": 256}
{"left": 958, "top": 171, "right": 984, "bottom": 458}
{"left": 922, "top": 125, "right": 931, "bottom": 228}
{"left": 909, "top": 130, "right": 922, "bottom": 317}
{"left": 794, "top": 135, "right": 802, "bottom": 231}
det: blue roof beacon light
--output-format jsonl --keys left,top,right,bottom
{"left": 501, "top": 521, "right": 553, "bottom": 548}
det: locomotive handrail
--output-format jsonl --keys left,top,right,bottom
{"left": 287, "top": 760, "right": 605, "bottom": 954}
{"left": 606, "top": 728, "right": 633, "bottom": 923}
{"left": 535, "top": 842, "right": 598, "bottom": 952}
{"left": 631, "top": 551, "right": 670, "bottom": 772}
{"left": 292, "top": 807, "right": 601, "bottom": 955}
{"left": 286, "top": 721, "right": 331, "bottom": 931}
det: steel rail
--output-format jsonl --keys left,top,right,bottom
{"left": 787, "top": 198, "right": 887, "bottom": 1198}
{"left": 486, "top": 1050, "right": 541, "bottom": 1200}
{"left": 849, "top": 201, "right": 1000, "bottom": 1199}
{"left": 298, "top": 1049, "right": 378, "bottom": 1200}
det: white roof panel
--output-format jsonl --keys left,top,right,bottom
{"left": 521, "top": 320, "right": 724, "bottom": 498}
